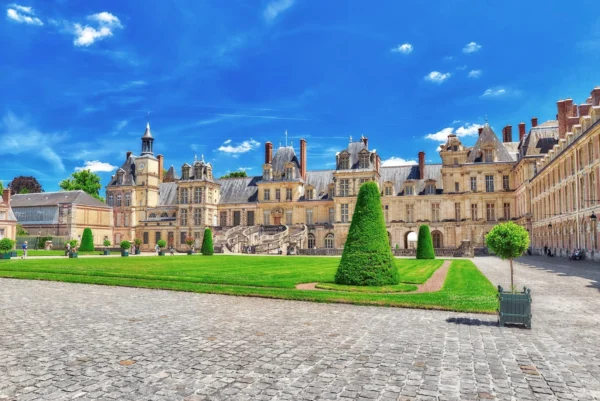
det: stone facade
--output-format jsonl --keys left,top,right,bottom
{"left": 105, "top": 86, "right": 600, "bottom": 258}
{"left": 0, "top": 189, "right": 17, "bottom": 241}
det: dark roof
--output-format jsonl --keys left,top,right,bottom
{"left": 216, "top": 176, "right": 260, "bottom": 204}
{"left": 11, "top": 190, "right": 109, "bottom": 208}
{"left": 157, "top": 182, "right": 178, "bottom": 206}
{"left": 338, "top": 140, "right": 375, "bottom": 169}
{"left": 142, "top": 123, "right": 153, "bottom": 139}
{"left": 379, "top": 164, "right": 443, "bottom": 195}
{"left": 304, "top": 170, "right": 334, "bottom": 199}
{"left": 520, "top": 121, "right": 559, "bottom": 157}
{"left": 108, "top": 156, "right": 138, "bottom": 186}
{"left": 164, "top": 165, "right": 180, "bottom": 182}
{"left": 271, "top": 146, "right": 300, "bottom": 176}
{"left": 466, "top": 123, "right": 514, "bottom": 163}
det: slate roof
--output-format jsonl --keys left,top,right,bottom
{"left": 164, "top": 165, "right": 180, "bottom": 182}
{"left": 304, "top": 170, "right": 334, "bottom": 200}
{"left": 379, "top": 164, "right": 443, "bottom": 195}
{"left": 108, "top": 156, "right": 138, "bottom": 186}
{"left": 338, "top": 140, "right": 375, "bottom": 169}
{"left": 503, "top": 142, "right": 520, "bottom": 161}
{"left": 157, "top": 182, "right": 178, "bottom": 206}
{"left": 520, "top": 120, "right": 559, "bottom": 157}
{"left": 216, "top": 177, "right": 260, "bottom": 204}
{"left": 11, "top": 190, "right": 109, "bottom": 208}
{"left": 466, "top": 123, "right": 514, "bottom": 163}
{"left": 271, "top": 146, "right": 300, "bottom": 176}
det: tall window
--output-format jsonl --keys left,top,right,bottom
{"left": 454, "top": 203, "right": 461, "bottom": 221}
{"left": 180, "top": 188, "right": 189, "bottom": 204}
{"left": 431, "top": 203, "right": 440, "bottom": 222}
{"left": 308, "top": 234, "right": 316, "bottom": 249}
{"left": 385, "top": 186, "right": 392, "bottom": 196}
{"left": 220, "top": 211, "right": 227, "bottom": 226}
{"left": 572, "top": 182, "right": 577, "bottom": 211}
{"left": 180, "top": 209, "right": 187, "bottom": 226}
{"left": 470, "top": 177, "right": 477, "bottom": 191}
{"left": 286, "top": 188, "right": 293, "bottom": 201}
{"left": 263, "top": 210, "right": 271, "bottom": 225}
{"left": 232, "top": 211, "right": 240, "bottom": 226}
{"left": 340, "top": 179, "right": 350, "bottom": 196}
{"left": 405, "top": 186, "right": 414, "bottom": 195}
{"left": 341, "top": 204, "right": 349, "bottom": 223}
{"left": 155, "top": 232, "right": 161, "bottom": 244}
{"left": 325, "top": 233, "right": 334, "bottom": 249}
{"left": 485, "top": 175, "right": 494, "bottom": 192}
{"left": 339, "top": 155, "right": 349, "bottom": 169}
{"left": 125, "top": 193, "right": 131, "bottom": 206}
{"left": 306, "top": 189, "right": 314, "bottom": 200}
{"left": 116, "top": 194, "right": 122, "bottom": 206}
{"left": 590, "top": 172, "right": 596, "bottom": 205}
{"left": 108, "top": 194, "right": 114, "bottom": 206}
{"left": 578, "top": 149, "right": 584, "bottom": 169}
{"left": 503, "top": 175, "right": 510, "bottom": 190}
{"left": 359, "top": 154, "right": 369, "bottom": 169}
{"left": 275, "top": 189, "right": 281, "bottom": 201}
{"left": 406, "top": 204, "right": 414, "bottom": 223}
{"left": 116, "top": 213, "right": 122, "bottom": 227}
{"left": 143, "top": 232, "right": 149, "bottom": 244}
{"left": 329, "top": 208, "right": 334, "bottom": 223}
{"left": 194, "top": 208, "right": 202, "bottom": 226}
{"left": 503, "top": 203, "right": 510, "bottom": 220}
{"left": 285, "top": 210, "right": 293, "bottom": 225}
{"left": 425, "top": 184, "right": 435, "bottom": 195}
{"left": 454, "top": 182, "right": 459, "bottom": 192}
{"left": 285, "top": 167, "right": 293, "bottom": 179}
{"left": 247, "top": 211, "right": 254, "bottom": 226}
{"left": 484, "top": 149, "right": 493, "bottom": 162}
{"left": 471, "top": 204, "right": 478, "bottom": 220}
{"left": 306, "top": 209, "right": 313, "bottom": 225}
{"left": 264, "top": 189, "right": 271, "bottom": 201}
{"left": 588, "top": 141, "right": 595, "bottom": 165}
{"left": 580, "top": 177, "right": 585, "bottom": 207}
{"left": 194, "top": 188, "right": 203, "bottom": 203}
{"left": 486, "top": 202, "right": 496, "bottom": 221}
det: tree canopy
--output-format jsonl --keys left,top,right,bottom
{"left": 59, "top": 170, "right": 104, "bottom": 201}
{"left": 485, "top": 222, "right": 530, "bottom": 289}
{"left": 220, "top": 171, "right": 248, "bottom": 179}
{"left": 0, "top": 180, "right": 3, "bottom": 193}
{"left": 9, "top": 176, "right": 43, "bottom": 195}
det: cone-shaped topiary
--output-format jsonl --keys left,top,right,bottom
{"left": 79, "top": 227, "right": 94, "bottom": 252}
{"left": 201, "top": 227, "right": 214, "bottom": 256}
{"left": 416, "top": 225, "right": 435, "bottom": 259}
{"left": 334, "top": 181, "right": 399, "bottom": 286}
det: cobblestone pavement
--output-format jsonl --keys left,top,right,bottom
{"left": 0, "top": 255, "right": 599, "bottom": 401}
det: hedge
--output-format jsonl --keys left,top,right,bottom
{"left": 416, "top": 225, "right": 435, "bottom": 259}
{"left": 201, "top": 227, "right": 214, "bottom": 256}
{"left": 79, "top": 228, "right": 94, "bottom": 252}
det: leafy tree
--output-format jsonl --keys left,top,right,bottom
{"left": 201, "top": 227, "right": 214, "bottom": 256}
{"left": 9, "top": 176, "right": 43, "bottom": 195}
{"left": 416, "top": 225, "right": 435, "bottom": 259}
{"left": 68, "top": 239, "right": 78, "bottom": 250}
{"left": 59, "top": 170, "right": 104, "bottom": 201}
{"left": 335, "top": 181, "right": 399, "bottom": 286}
{"left": 485, "top": 222, "right": 530, "bottom": 290}
{"left": 220, "top": 171, "right": 248, "bottom": 179}
{"left": 0, "top": 238, "right": 15, "bottom": 254}
{"left": 120, "top": 240, "right": 131, "bottom": 250}
{"left": 134, "top": 238, "right": 142, "bottom": 247}
{"left": 16, "top": 224, "right": 28, "bottom": 236}
{"left": 103, "top": 239, "right": 111, "bottom": 248}
{"left": 0, "top": 180, "right": 3, "bottom": 193}
{"left": 79, "top": 228, "right": 94, "bottom": 251}
{"left": 157, "top": 239, "right": 167, "bottom": 249}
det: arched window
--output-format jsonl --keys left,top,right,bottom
{"left": 108, "top": 194, "right": 114, "bottom": 206}
{"left": 432, "top": 231, "right": 443, "bottom": 249}
{"left": 125, "top": 193, "right": 131, "bottom": 206}
{"left": 180, "top": 209, "right": 188, "bottom": 226}
{"left": 324, "top": 233, "right": 334, "bottom": 249}
{"left": 308, "top": 234, "right": 316, "bottom": 249}
{"left": 160, "top": 213, "right": 168, "bottom": 218}
{"left": 149, "top": 213, "right": 156, "bottom": 218}
{"left": 116, "top": 194, "right": 122, "bottom": 206}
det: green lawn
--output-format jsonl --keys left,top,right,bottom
{"left": 14, "top": 250, "right": 101, "bottom": 257}
{"left": 0, "top": 256, "right": 497, "bottom": 313}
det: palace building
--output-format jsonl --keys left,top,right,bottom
{"left": 105, "top": 86, "right": 600, "bottom": 260}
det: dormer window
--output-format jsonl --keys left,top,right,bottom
{"left": 405, "top": 186, "right": 414, "bottom": 195}
{"left": 285, "top": 166, "right": 294, "bottom": 179}
{"left": 359, "top": 152, "right": 369, "bottom": 169}
{"left": 384, "top": 186, "right": 393, "bottom": 196}
{"left": 306, "top": 189, "right": 314, "bottom": 200}
{"left": 483, "top": 149, "right": 493, "bottom": 163}
{"left": 194, "top": 165, "right": 203, "bottom": 180}
{"left": 339, "top": 154, "right": 350, "bottom": 170}
{"left": 182, "top": 165, "right": 190, "bottom": 180}
{"left": 425, "top": 184, "right": 436, "bottom": 195}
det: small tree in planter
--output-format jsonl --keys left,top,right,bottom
{"left": 103, "top": 239, "right": 111, "bottom": 255}
{"left": 79, "top": 228, "right": 94, "bottom": 252}
{"left": 157, "top": 239, "right": 167, "bottom": 256}
{"left": 485, "top": 222, "right": 531, "bottom": 328}
{"left": 120, "top": 240, "right": 131, "bottom": 257}
{"left": 69, "top": 240, "right": 79, "bottom": 258}
{"left": 201, "top": 228, "right": 213, "bottom": 256}
{"left": 0, "top": 238, "right": 15, "bottom": 259}
{"left": 185, "top": 236, "right": 195, "bottom": 255}
{"left": 416, "top": 225, "right": 435, "bottom": 259}
{"left": 133, "top": 238, "right": 142, "bottom": 254}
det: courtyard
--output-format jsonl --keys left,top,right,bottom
{"left": 1, "top": 255, "right": 600, "bottom": 400}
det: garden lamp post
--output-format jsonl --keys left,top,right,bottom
{"left": 591, "top": 212, "right": 597, "bottom": 251}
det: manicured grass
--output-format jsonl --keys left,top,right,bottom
{"left": 315, "top": 282, "right": 418, "bottom": 293}
{"left": 396, "top": 259, "right": 443, "bottom": 284}
{"left": 14, "top": 250, "right": 101, "bottom": 257}
{"left": 0, "top": 256, "right": 497, "bottom": 313}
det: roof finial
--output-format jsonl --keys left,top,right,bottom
{"left": 484, "top": 114, "right": 488, "bottom": 124}
{"left": 146, "top": 122, "right": 150, "bottom": 129}
{"left": 285, "top": 130, "right": 288, "bottom": 147}
{"left": 349, "top": 135, "right": 352, "bottom": 143}
{"left": 201, "top": 154, "right": 204, "bottom": 162}
{"left": 194, "top": 154, "right": 197, "bottom": 161}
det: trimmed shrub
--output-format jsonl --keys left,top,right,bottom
{"left": 201, "top": 227, "right": 214, "bottom": 256}
{"left": 120, "top": 240, "right": 131, "bottom": 250}
{"left": 334, "top": 181, "right": 399, "bottom": 286}
{"left": 0, "top": 238, "right": 15, "bottom": 253}
{"left": 157, "top": 239, "right": 167, "bottom": 249}
{"left": 79, "top": 228, "right": 94, "bottom": 251}
{"left": 103, "top": 239, "right": 111, "bottom": 247}
{"left": 416, "top": 225, "right": 435, "bottom": 259}
{"left": 69, "top": 240, "right": 78, "bottom": 249}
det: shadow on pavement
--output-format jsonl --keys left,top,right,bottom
{"left": 515, "top": 255, "right": 600, "bottom": 292}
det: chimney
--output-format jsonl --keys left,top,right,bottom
{"left": 2, "top": 189, "right": 10, "bottom": 205}
{"left": 299, "top": 138, "right": 307, "bottom": 180}
{"left": 557, "top": 100, "right": 567, "bottom": 139}
{"left": 126, "top": 151, "right": 132, "bottom": 160}
{"left": 265, "top": 141, "right": 273, "bottom": 164}
{"left": 518, "top": 122, "right": 526, "bottom": 141}
{"left": 579, "top": 103, "right": 591, "bottom": 117}
{"left": 375, "top": 155, "right": 380, "bottom": 175}
{"left": 362, "top": 136, "right": 368, "bottom": 148}
{"left": 478, "top": 127, "right": 483, "bottom": 136}
{"left": 531, "top": 117, "right": 538, "bottom": 128}
{"left": 591, "top": 87, "right": 600, "bottom": 106}
{"left": 502, "top": 125, "right": 513, "bottom": 142}
{"left": 418, "top": 151, "right": 425, "bottom": 180}
{"left": 157, "top": 155, "right": 164, "bottom": 183}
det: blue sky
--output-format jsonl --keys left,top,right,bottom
{"left": 1, "top": 1, "right": 599, "bottom": 191}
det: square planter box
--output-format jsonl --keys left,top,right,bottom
{"left": 103, "top": 250, "right": 111, "bottom": 256}
{"left": 498, "top": 286, "right": 532, "bottom": 329}
{"left": 69, "top": 252, "right": 78, "bottom": 259}
{"left": 10, "top": 251, "right": 17, "bottom": 257}
{"left": 121, "top": 251, "right": 129, "bottom": 257}
{"left": 1, "top": 253, "right": 11, "bottom": 260}
{"left": 187, "top": 251, "right": 193, "bottom": 255}
{"left": 135, "top": 249, "right": 141, "bottom": 255}
{"left": 158, "top": 251, "right": 165, "bottom": 256}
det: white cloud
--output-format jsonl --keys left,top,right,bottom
{"left": 264, "top": 0, "right": 295, "bottom": 22}
{"left": 223, "top": 139, "right": 232, "bottom": 144}
{"left": 6, "top": 4, "right": 43, "bottom": 25}
{"left": 238, "top": 167, "right": 253, "bottom": 172}
{"left": 73, "top": 12, "right": 122, "bottom": 47}
{"left": 218, "top": 139, "right": 260, "bottom": 155}
{"left": 115, "top": 120, "right": 128, "bottom": 131}
{"left": 391, "top": 43, "right": 413, "bottom": 54}
{"left": 463, "top": 41, "right": 482, "bottom": 53}
{"left": 424, "top": 71, "right": 451, "bottom": 83}
{"left": 381, "top": 157, "right": 417, "bottom": 167}
{"left": 482, "top": 88, "right": 507, "bottom": 97}
{"left": 75, "top": 160, "right": 117, "bottom": 173}
{"left": 0, "top": 112, "right": 65, "bottom": 171}
{"left": 425, "top": 123, "right": 483, "bottom": 142}
{"left": 468, "top": 69, "right": 482, "bottom": 78}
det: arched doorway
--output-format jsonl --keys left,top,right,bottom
{"left": 404, "top": 231, "right": 417, "bottom": 249}
{"left": 431, "top": 230, "right": 443, "bottom": 248}
{"left": 324, "top": 233, "right": 334, "bottom": 249}
{"left": 307, "top": 233, "right": 315, "bottom": 249}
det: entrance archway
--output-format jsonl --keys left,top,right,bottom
{"left": 431, "top": 230, "right": 443, "bottom": 248}
{"left": 405, "top": 231, "right": 417, "bottom": 249}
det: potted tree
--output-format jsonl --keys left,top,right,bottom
{"left": 103, "top": 240, "right": 111, "bottom": 255}
{"left": 185, "top": 236, "right": 195, "bottom": 255}
{"left": 0, "top": 238, "right": 15, "bottom": 260}
{"left": 120, "top": 240, "right": 131, "bottom": 257}
{"left": 157, "top": 239, "right": 167, "bottom": 256}
{"left": 69, "top": 240, "right": 79, "bottom": 258}
{"left": 485, "top": 222, "right": 531, "bottom": 329}
{"left": 133, "top": 238, "right": 142, "bottom": 255}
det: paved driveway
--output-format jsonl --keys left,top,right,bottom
{"left": 0, "top": 256, "right": 599, "bottom": 401}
